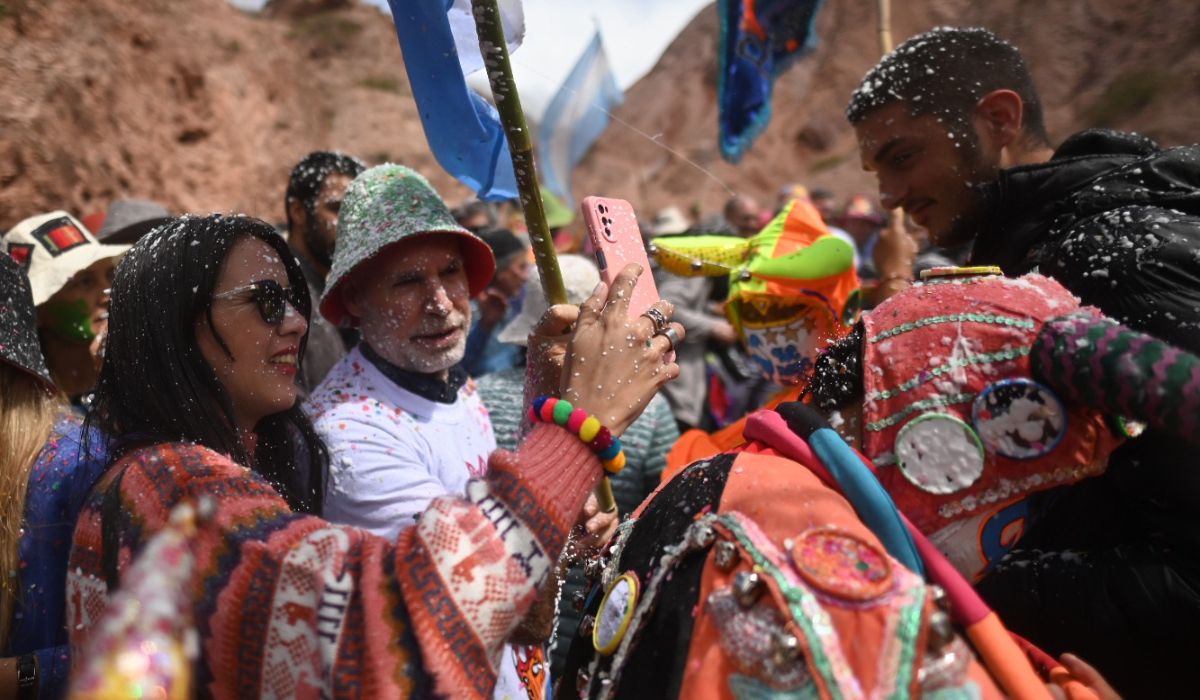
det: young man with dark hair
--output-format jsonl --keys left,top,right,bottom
{"left": 848, "top": 26, "right": 1200, "bottom": 695}
{"left": 283, "top": 150, "right": 367, "bottom": 393}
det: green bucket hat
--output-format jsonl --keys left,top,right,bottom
{"left": 320, "top": 164, "right": 496, "bottom": 326}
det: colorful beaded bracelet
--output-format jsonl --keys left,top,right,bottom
{"left": 528, "top": 395, "right": 625, "bottom": 474}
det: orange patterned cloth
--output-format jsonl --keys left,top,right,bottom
{"left": 68, "top": 424, "right": 599, "bottom": 699}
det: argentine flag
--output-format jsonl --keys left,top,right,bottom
{"left": 386, "top": 0, "right": 524, "bottom": 200}
{"left": 537, "top": 31, "right": 624, "bottom": 207}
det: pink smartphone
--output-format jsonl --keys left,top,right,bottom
{"left": 580, "top": 196, "right": 660, "bottom": 318}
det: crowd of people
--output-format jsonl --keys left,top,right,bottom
{"left": 1, "top": 25, "right": 1199, "bottom": 699}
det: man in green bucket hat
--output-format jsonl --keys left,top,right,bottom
{"left": 308, "top": 164, "right": 610, "bottom": 698}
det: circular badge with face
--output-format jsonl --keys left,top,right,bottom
{"left": 971, "top": 379, "right": 1067, "bottom": 459}
{"left": 895, "top": 413, "right": 986, "bottom": 494}
{"left": 593, "top": 572, "right": 639, "bottom": 656}
{"left": 791, "top": 527, "right": 892, "bottom": 601}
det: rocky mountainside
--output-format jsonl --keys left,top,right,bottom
{"left": 574, "top": 0, "right": 1200, "bottom": 220}
{"left": 0, "top": 0, "right": 474, "bottom": 230}
{"left": 2, "top": 0, "right": 1197, "bottom": 231}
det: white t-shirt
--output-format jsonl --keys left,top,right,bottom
{"left": 307, "top": 347, "right": 546, "bottom": 699}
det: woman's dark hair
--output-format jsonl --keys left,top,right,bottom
{"left": 802, "top": 322, "right": 866, "bottom": 412}
{"left": 87, "top": 214, "right": 328, "bottom": 515}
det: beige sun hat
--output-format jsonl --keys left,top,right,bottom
{"left": 651, "top": 206, "right": 690, "bottom": 236}
{"left": 3, "top": 211, "right": 129, "bottom": 305}
{"left": 497, "top": 254, "right": 601, "bottom": 345}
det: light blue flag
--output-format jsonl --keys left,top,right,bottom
{"left": 386, "top": 0, "right": 519, "bottom": 200}
{"left": 537, "top": 31, "right": 623, "bottom": 207}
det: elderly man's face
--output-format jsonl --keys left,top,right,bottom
{"left": 345, "top": 236, "right": 472, "bottom": 377}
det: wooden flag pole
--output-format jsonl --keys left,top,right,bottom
{"left": 471, "top": 0, "right": 618, "bottom": 513}
{"left": 470, "top": 0, "right": 566, "bottom": 306}
{"left": 877, "top": 0, "right": 894, "bottom": 53}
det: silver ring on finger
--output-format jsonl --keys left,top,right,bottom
{"left": 653, "top": 326, "right": 680, "bottom": 353}
{"left": 641, "top": 306, "right": 669, "bottom": 334}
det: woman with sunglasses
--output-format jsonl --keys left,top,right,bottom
{"left": 68, "top": 214, "right": 680, "bottom": 698}
{"left": 0, "top": 254, "right": 109, "bottom": 700}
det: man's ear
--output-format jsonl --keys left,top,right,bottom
{"left": 973, "top": 89, "right": 1024, "bottom": 153}
{"left": 341, "top": 278, "right": 363, "bottom": 321}
{"left": 287, "top": 198, "right": 308, "bottom": 236}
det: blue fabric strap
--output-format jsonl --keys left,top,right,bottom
{"left": 386, "top": 0, "right": 518, "bottom": 200}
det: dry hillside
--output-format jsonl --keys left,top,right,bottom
{"left": 0, "top": 0, "right": 473, "bottom": 230}
{"left": 575, "top": 0, "right": 1200, "bottom": 220}
{"left": 1, "top": 0, "right": 1198, "bottom": 231}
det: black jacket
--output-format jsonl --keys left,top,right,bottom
{"left": 972, "top": 129, "right": 1200, "bottom": 351}
{"left": 970, "top": 131, "right": 1200, "bottom": 696}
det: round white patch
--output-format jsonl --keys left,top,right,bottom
{"left": 895, "top": 413, "right": 985, "bottom": 494}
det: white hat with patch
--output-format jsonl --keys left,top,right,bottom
{"left": 3, "top": 211, "right": 129, "bottom": 306}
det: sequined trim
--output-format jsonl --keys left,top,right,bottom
{"left": 728, "top": 673, "right": 820, "bottom": 699}
{"left": 600, "top": 517, "right": 639, "bottom": 592}
{"left": 868, "top": 313, "right": 1035, "bottom": 343}
{"left": 935, "top": 460, "right": 1108, "bottom": 519}
{"left": 716, "top": 516, "right": 854, "bottom": 699}
{"left": 872, "top": 452, "right": 897, "bottom": 467}
{"left": 592, "top": 512, "right": 930, "bottom": 699}
{"left": 887, "top": 589, "right": 926, "bottom": 700}
{"left": 865, "top": 394, "right": 976, "bottom": 432}
{"left": 866, "top": 348, "right": 1031, "bottom": 402}
{"left": 589, "top": 516, "right": 718, "bottom": 699}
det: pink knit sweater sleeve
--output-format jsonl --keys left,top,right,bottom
{"left": 67, "top": 425, "right": 600, "bottom": 700}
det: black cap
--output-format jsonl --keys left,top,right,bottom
{"left": 479, "top": 228, "right": 527, "bottom": 266}
{"left": 97, "top": 199, "right": 172, "bottom": 244}
{"left": 0, "top": 253, "right": 54, "bottom": 388}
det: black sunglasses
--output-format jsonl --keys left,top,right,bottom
{"left": 213, "top": 279, "right": 309, "bottom": 326}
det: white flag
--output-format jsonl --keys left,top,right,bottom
{"left": 537, "top": 31, "right": 623, "bottom": 207}
{"left": 447, "top": 0, "right": 525, "bottom": 76}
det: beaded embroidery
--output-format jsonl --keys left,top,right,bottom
{"left": 727, "top": 672, "right": 820, "bottom": 699}
{"left": 866, "top": 347, "right": 1031, "bottom": 402}
{"left": 865, "top": 394, "right": 976, "bottom": 432}
{"left": 935, "top": 460, "right": 1108, "bottom": 520}
{"left": 790, "top": 528, "right": 892, "bottom": 602}
{"left": 708, "top": 590, "right": 813, "bottom": 689}
{"left": 868, "top": 313, "right": 1035, "bottom": 344}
